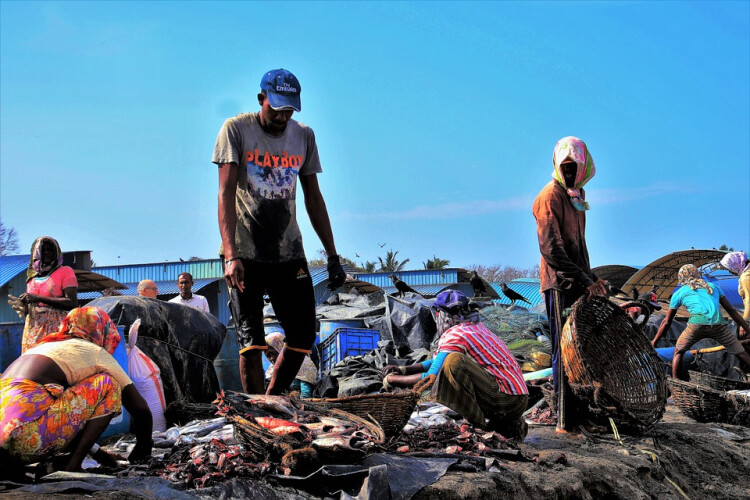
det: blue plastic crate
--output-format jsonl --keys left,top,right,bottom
{"left": 318, "top": 327, "right": 380, "bottom": 373}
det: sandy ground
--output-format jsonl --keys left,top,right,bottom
{"left": 2, "top": 403, "right": 749, "bottom": 499}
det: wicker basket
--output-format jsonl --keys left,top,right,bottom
{"left": 725, "top": 391, "right": 750, "bottom": 427}
{"left": 688, "top": 371, "right": 750, "bottom": 392}
{"left": 304, "top": 376, "right": 433, "bottom": 439}
{"left": 560, "top": 296, "right": 667, "bottom": 431}
{"left": 668, "top": 377, "right": 729, "bottom": 423}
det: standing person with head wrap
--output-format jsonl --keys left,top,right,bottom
{"left": 532, "top": 137, "right": 608, "bottom": 432}
{"left": 16, "top": 236, "right": 78, "bottom": 353}
{"left": 652, "top": 264, "right": 750, "bottom": 380}
{"left": 720, "top": 251, "right": 750, "bottom": 337}
{"left": 382, "top": 290, "right": 529, "bottom": 441}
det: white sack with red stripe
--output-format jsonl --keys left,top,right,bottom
{"left": 127, "top": 318, "right": 167, "bottom": 431}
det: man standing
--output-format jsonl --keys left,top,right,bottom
{"left": 532, "top": 136, "right": 608, "bottom": 432}
{"left": 168, "top": 273, "right": 209, "bottom": 313}
{"left": 137, "top": 279, "right": 159, "bottom": 298}
{"left": 213, "top": 68, "right": 346, "bottom": 395}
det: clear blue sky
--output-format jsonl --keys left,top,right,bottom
{"left": 1, "top": 1, "right": 748, "bottom": 270}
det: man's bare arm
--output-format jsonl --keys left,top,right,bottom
{"left": 218, "top": 162, "right": 244, "bottom": 292}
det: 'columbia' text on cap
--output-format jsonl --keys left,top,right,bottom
{"left": 260, "top": 68, "right": 301, "bottom": 112}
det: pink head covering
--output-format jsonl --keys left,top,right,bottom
{"left": 552, "top": 136, "right": 596, "bottom": 211}
{"left": 37, "top": 306, "right": 122, "bottom": 355}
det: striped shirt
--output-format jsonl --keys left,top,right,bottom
{"left": 437, "top": 322, "right": 528, "bottom": 395}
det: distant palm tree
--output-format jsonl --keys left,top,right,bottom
{"left": 423, "top": 255, "right": 450, "bottom": 270}
{"left": 378, "top": 250, "right": 410, "bottom": 272}
{"left": 361, "top": 261, "right": 377, "bottom": 273}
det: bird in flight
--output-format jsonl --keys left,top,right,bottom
{"left": 470, "top": 271, "right": 487, "bottom": 297}
{"left": 390, "top": 274, "right": 423, "bottom": 298}
{"left": 500, "top": 283, "right": 531, "bottom": 306}
{"left": 379, "top": 243, "right": 387, "bottom": 248}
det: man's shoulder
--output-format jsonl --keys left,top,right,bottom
{"left": 224, "top": 112, "right": 257, "bottom": 128}
{"left": 167, "top": 296, "right": 182, "bottom": 303}
{"left": 288, "top": 119, "right": 315, "bottom": 137}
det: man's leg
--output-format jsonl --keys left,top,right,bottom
{"left": 433, "top": 353, "right": 487, "bottom": 426}
{"left": 672, "top": 324, "right": 703, "bottom": 380}
{"left": 265, "top": 260, "right": 317, "bottom": 396}
{"left": 239, "top": 349, "right": 266, "bottom": 394}
{"left": 227, "top": 259, "right": 268, "bottom": 394}
{"left": 710, "top": 323, "right": 750, "bottom": 373}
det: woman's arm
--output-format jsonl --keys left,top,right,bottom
{"left": 652, "top": 309, "right": 677, "bottom": 347}
{"left": 21, "top": 286, "right": 78, "bottom": 310}
{"left": 121, "top": 384, "right": 153, "bottom": 463}
{"left": 720, "top": 296, "right": 750, "bottom": 339}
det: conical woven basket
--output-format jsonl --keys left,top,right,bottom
{"left": 561, "top": 296, "right": 667, "bottom": 431}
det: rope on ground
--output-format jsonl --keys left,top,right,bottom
{"left": 609, "top": 418, "right": 691, "bottom": 500}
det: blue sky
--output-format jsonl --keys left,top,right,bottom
{"left": 1, "top": 1, "right": 748, "bottom": 270}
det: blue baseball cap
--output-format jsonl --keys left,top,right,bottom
{"left": 433, "top": 289, "right": 470, "bottom": 311}
{"left": 260, "top": 68, "right": 301, "bottom": 112}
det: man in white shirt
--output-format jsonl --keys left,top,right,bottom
{"left": 168, "top": 273, "right": 210, "bottom": 314}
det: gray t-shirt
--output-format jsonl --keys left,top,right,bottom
{"left": 212, "top": 112, "right": 322, "bottom": 262}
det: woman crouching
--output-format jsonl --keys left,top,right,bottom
{"left": 0, "top": 307, "right": 153, "bottom": 477}
{"left": 383, "top": 290, "right": 529, "bottom": 440}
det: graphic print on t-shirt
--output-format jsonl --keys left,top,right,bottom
{"left": 245, "top": 150, "right": 304, "bottom": 200}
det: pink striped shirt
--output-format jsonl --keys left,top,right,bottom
{"left": 437, "top": 322, "right": 528, "bottom": 395}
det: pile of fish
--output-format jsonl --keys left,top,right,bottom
{"left": 134, "top": 391, "right": 386, "bottom": 488}
{"left": 394, "top": 403, "right": 519, "bottom": 458}
{"left": 394, "top": 421, "right": 518, "bottom": 456}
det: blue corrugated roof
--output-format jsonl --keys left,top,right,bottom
{"left": 354, "top": 269, "right": 461, "bottom": 288}
{"left": 78, "top": 278, "right": 220, "bottom": 299}
{"left": 0, "top": 255, "right": 29, "bottom": 288}
{"left": 491, "top": 279, "right": 543, "bottom": 307}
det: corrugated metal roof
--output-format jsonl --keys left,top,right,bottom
{"left": 353, "top": 269, "right": 461, "bottom": 288}
{"left": 491, "top": 279, "right": 543, "bottom": 307}
{"left": 0, "top": 255, "right": 29, "bottom": 288}
{"left": 78, "top": 278, "right": 220, "bottom": 299}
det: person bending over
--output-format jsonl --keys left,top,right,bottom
{"left": 652, "top": 264, "right": 750, "bottom": 379}
{"left": 383, "top": 290, "right": 529, "bottom": 440}
{"left": 0, "top": 307, "right": 153, "bottom": 477}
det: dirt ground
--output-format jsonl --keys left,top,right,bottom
{"left": 2, "top": 403, "right": 749, "bottom": 499}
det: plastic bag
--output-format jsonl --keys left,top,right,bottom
{"left": 127, "top": 319, "right": 167, "bottom": 431}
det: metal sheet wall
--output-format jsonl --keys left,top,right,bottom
{"left": 353, "top": 269, "right": 460, "bottom": 288}
{"left": 0, "top": 274, "right": 28, "bottom": 323}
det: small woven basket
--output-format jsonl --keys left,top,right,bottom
{"left": 688, "top": 371, "right": 750, "bottom": 392}
{"left": 667, "top": 377, "right": 728, "bottom": 423}
{"left": 560, "top": 296, "right": 667, "bottom": 431}
{"left": 725, "top": 391, "right": 750, "bottom": 427}
{"left": 305, "top": 376, "right": 433, "bottom": 438}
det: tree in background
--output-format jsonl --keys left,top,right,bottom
{"left": 0, "top": 219, "right": 20, "bottom": 256}
{"left": 309, "top": 249, "right": 360, "bottom": 271}
{"left": 468, "top": 264, "right": 540, "bottom": 282}
{"left": 360, "top": 261, "right": 377, "bottom": 273}
{"left": 378, "top": 249, "right": 409, "bottom": 272}
{"left": 423, "top": 255, "right": 450, "bottom": 269}
{"left": 718, "top": 244, "right": 734, "bottom": 252}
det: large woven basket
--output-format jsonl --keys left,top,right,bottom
{"left": 560, "top": 296, "right": 667, "bottom": 431}
{"left": 304, "top": 377, "right": 433, "bottom": 439}
{"left": 667, "top": 377, "right": 729, "bottom": 423}
{"left": 688, "top": 371, "right": 750, "bottom": 392}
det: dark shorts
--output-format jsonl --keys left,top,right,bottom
{"left": 226, "top": 258, "right": 316, "bottom": 355}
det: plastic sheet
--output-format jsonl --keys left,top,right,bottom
{"left": 90, "top": 296, "right": 225, "bottom": 404}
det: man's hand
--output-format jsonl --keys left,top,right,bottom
{"left": 739, "top": 327, "right": 748, "bottom": 340}
{"left": 224, "top": 258, "right": 245, "bottom": 293}
{"left": 587, "top": 278, "right": 608, "bottom": 298}
{"left": 327, "top": 255, "right": 346, "bottom": 290}
{"left": 382, "top": 365, "right": 407, "bottom": 377}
